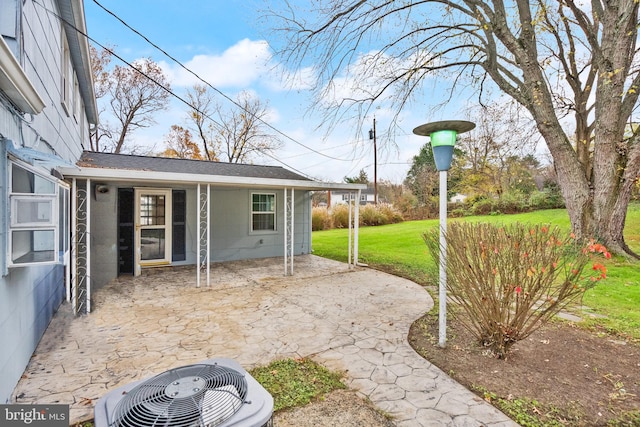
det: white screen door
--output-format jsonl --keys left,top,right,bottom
{"left": 134, "top": 188, "right": 172, "bottom": 275}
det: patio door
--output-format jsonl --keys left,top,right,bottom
{"left": 134, "top": 188, "right": 172, "bottom": 275}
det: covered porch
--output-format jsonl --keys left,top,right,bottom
{"left": 58, "top": 152, "right": 366, "bottom": 314}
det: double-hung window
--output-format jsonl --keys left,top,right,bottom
{"left": 8, "top": 161, "right": 61, "bottom": 266}
{"left": 251, "top": 193, "right": 276, "bottom": 232}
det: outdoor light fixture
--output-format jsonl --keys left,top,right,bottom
{"left": 413, "top": 120, "right": 475, "bottom": 348}
{"left": 413, "top": 120, "right": 475, "bottom": 171}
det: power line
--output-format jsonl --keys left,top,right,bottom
{"left": 90, "top": 0, "right": 351, "bottom": 163}
{"left": 33, "top": 0, "right": 317, "bottom": 178}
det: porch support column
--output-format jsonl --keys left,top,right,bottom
{"left": 354, "top": 189, "right": 360, "bottom": 266}
{"left": 86, "top": 179, "right": 91, "bottom": 313}
{"left": 284, "top": 187, "right": 294, "bottom": 276}
{"left": 197, "top": 183, "right": 200, "bottom": 288}
{"left": 290, "top": 188, "right": 294, "bottom": 275}
{"left": 70, "top": 178, "right": 90, "bottom": 315}
{"left": 197, "top": 183, "right": 210, "bottom": 287}
{"left": 207, "top": 184, "right": 211, "bottom": 287}
{"left": 284, "top": 187, "right": 287, "bottom": 275}
{"left": 348, "top": 193, "right": 352, "bottom": 268}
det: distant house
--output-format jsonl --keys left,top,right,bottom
{"left": 450, "top": 193, "right": 468, "bottom": 203}
{"left": 0, "top": 0, "right": 366, "bottom": 404}
{"left": 0, "top": 0, "right": 98, "bottom": 402}
{"left": 329, "top": 187, "right": 377, "bottom": 207}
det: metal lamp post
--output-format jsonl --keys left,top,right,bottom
{"left": 413, "top": 120, "right": 475, "bottom": 347}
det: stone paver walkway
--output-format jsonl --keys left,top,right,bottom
{"left": 12, "top": 255, "right": 517, "bottom": 426}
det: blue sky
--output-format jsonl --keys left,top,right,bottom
{"left": 84, "top": 0, "right": 448, "bottom": 183}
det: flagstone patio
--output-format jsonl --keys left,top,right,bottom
{"left": 12, "top": 255, "right": 516, "bottom": 426}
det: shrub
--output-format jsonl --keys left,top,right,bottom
{"left": 450, "top": 207, "right": 468, "bottom": 218}
{"left": 323, "top": 203, "right": 404, "bottom": 228}
{"left": 360, "top": 204, "right": 384, "bottom": 226}
{"left": 471, "top": 198, "right": 495, "bottom": 215}
{"left": 330, "top": 204, "right": 351, "bottom": 228}
{"left": 424, "top": 222, "right": 610, "bottom": 358}
{"left": 528, "top": 189, "right": 565, "bottom": 210}
{"left": 394, "top": 192, "right": 419, "bottom": 218}
{"left": 497, "top": 190, "right": 529, "bottom": 214}
{"left": 377, "top": 203, "right": 404, "bottom": 224}
{"left": 359, "top": 203, "right": 404, "bottom": 226}
{"left": 312, "top": 207, "right": 331, "bottom": 231}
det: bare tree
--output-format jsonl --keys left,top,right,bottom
{"left": 266, "top": 0, "right": 640, "bottom": 256}
{"left": 456, "top": 101, "right": 541, "bottom": 196}
{"left": 109, "top": 58, "right": 171, "bottom": 154}
{"left": 89, "top": 45, "right": 115, "bottom": 151}
{"left": 89, "top": 46, "right": 171, "bottom": 154}
{"left": 186, "top": 84, "right": 219, "bottom": 161}
{"left": 185, "top": 86, "right": 283, "bottom": 163}
{"left": 159, "top": 125, "right": 204, "bottom": 159}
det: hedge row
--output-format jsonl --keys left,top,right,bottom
{"left": 312, "top": 203, "right": 404, "bottom": 231}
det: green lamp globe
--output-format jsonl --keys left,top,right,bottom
{"left": 413, "top": 120, "right": 475, "bottom": 171}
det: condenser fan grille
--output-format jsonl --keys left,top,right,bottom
{"left": 112, "top": 363, "right": 248, "bottom": 427}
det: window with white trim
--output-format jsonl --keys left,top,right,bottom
{"left": 8, "top": 161, "right": 61, "bottom": 266}
{"left": 251, "top": 193, "right": 276, "bottom": 232}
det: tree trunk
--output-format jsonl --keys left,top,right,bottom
{"left": 584, "top": 0, "right": 638, "bottom": 257}
{"left": 600, "top": 143, "right": 640, "bottom": 257}
{"left": 512, "top": 0, "right": 637, "bottom": 257}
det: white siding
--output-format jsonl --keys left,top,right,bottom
{"left": 19, "top": 0, "right": 87, "bottom": 161}
{"left": 0, "top": 0, "right": 93, "bottom": 403}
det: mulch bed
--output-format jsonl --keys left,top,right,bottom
{"left": 409, "top": 313, "right": 640, "bottom": 426}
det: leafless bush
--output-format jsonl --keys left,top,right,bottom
{"left": 424, "top": 223, "right": 610, "bottom": 358}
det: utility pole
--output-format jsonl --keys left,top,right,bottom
{"left": 369, "top": 118, "right": 377, "bottom": 204}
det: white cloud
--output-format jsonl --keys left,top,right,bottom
{"left": 158, "top": 38, "right": 317, "bottom": 95}
{"left": 160, "top": 39, "right": 272, "bottom": 88}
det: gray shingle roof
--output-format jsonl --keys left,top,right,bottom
{"left": 77, "top": 151, "right": 313, "bottom": 182}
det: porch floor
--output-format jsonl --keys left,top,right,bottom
{"left": 12, "top": 255, "right": 516, "bottom": 426}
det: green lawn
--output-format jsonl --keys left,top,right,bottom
{"left": 312, "top": 205, "right": 640, "bottom": 340}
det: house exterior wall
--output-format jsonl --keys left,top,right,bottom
{"left": 450, "top": 193, "right": 468, "bottom": 203}
{"left": 0, "top": 0, "right": 92, "bottom": 403}
{"left": 88, "top": 184, "right": 312, "bottom": 289}
{"left": 209, "top": 187, "right": 311, "bottom": 262}
{"left": 89, "top": 181, "right": 119, "bottom": 290}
